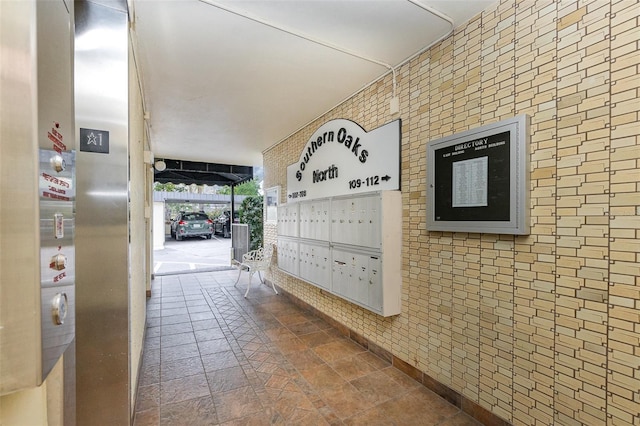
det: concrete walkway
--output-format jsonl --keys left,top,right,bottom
{"left": 154, "top": 235, "right": 234, "bottom": 276}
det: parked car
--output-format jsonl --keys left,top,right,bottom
{"left": 213, "top": 212, "right": 230, "bottom": 237}
{"left": 170, "top": 212, "right": 213, "bottom": 240}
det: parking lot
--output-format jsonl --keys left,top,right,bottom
{"left": 153, "top": 234, "right": 234, "bottom": 276}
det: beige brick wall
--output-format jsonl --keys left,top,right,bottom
{"left": 263, "top": 1, "right": 640, "bottom": 424}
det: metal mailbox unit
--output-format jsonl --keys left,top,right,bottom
{"left": 298, "top": 242, "right": 331, "bottom": 291}
{"left": 277, "top": 191, "right": 401, "bottom": 317}
{"left": 277, "top": 203, "right": 300, "bottom": 238}
{"left": 299, "top": 199, "right": 330, "bottom": 241}
{"left": 277, "top": 238, "right": 301, "bottom": 277}
{"left": 1, "top": 0, "right": 76, "bottom": 395}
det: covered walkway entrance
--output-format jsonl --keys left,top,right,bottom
{"left": 151, "top": 157, "right": 254, "bottom": 253}
{"left": 152, "top": 191, "right": 248, "bottom": 249}
{"left": 153, "top": 234, "right": 233, "bottom": 277}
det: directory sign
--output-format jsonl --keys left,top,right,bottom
{"left": 426, "top": 115, "right": 530, "bottom": 235}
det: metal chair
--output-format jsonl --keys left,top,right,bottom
{"left": 234, "top": 247, "right": 278, "bottom": 298}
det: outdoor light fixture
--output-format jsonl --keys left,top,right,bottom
{"left": 154, "top": 160, "right": 166, "bottom": 171}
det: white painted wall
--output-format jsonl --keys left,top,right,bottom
{"left": 0, "top": 357, "right": 64, "bottom": 426}
{"left": 153, "top": 202, "right": 166, "bottom": 250}
{"left": 128, "top": 34, "right": 147, "bottom": 414}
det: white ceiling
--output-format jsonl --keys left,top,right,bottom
{"left": 131, "top": 0, "right": 495, "bottom": 168}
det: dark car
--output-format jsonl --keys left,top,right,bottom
{"left": 213, "top": 212, "right": 230, "bottom": 237}
{"left": 171, "top": 212, "right": 213, "bottom": 240}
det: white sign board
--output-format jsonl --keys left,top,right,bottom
{"left": 286, "top": 119, "right": 400, "bottom": 202}
{"left": 452, "top": 156, "right": 488, "bottom": 207}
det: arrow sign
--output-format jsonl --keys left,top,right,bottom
{"left": 381, "top": 175, "right": 391, "bottom": 182}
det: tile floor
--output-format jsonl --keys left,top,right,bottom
{"left": 133, "top": 270, "right": 482, "bottom": 426}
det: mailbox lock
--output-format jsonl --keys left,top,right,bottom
{"left": 51, "top": 293, "right": 68, "bottom": 325}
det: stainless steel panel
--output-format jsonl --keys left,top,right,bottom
{"left": 74, "top": 1, "right": 131, "bottom": 423}
{"left": 0, "top": 0, "right": 75, "bottom": 395}
{"left": 37, "top": 0, "right": 77, "bottom": 385}
{"left": 39, "top": 149, "right": 76, "bottom": 378}
{"left": 41, "top": 285, "right": 75, "bottom": 372}
{"left": 64, "top": 339, "right": 77, "bottom": 426}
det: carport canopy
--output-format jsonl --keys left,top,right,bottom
{"left": 154, "top": 158, "right": 253, "bottom": 187}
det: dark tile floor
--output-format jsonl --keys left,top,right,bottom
{"left": 133, "top": 270, "right": 482, "bottom": 426}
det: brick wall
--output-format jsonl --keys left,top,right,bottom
{"left": 263, "top": 1, "right": 640, "bottom": 424}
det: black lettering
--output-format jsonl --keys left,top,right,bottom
{"left": 344, "top": 135, "right": 353, "bottom": 148}
{"left": 359, "top": 150, "right": 368, "bottom": 163}
{"left": 312, "top": 164, "right": 339, "bottom": 184}
{"left": 351, "top": 137, "right": 361, "bottom": 156}
{"left": 297, "top": 130, "right": 340, "bottom": 178}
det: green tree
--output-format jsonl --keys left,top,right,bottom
{"left": 218, "top": 178, "right": 260, "bottom": 196}
{"left": 154, "top": 182, "right": 187, "bottom": 192}
{"left": 238, "top": 195, "right": 263, "bottom": 250}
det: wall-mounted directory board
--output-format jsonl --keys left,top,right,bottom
{"left": 426, "top": 115, "right": 530, "bottom": 235}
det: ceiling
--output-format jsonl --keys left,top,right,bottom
{"left": 131, "top": 0, "right": 495, "bottom": 169}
